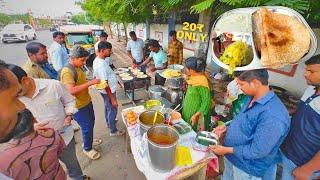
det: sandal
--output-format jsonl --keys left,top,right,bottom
{"left": 110, "top": 130, "right": 125, "bottom": 137}
{"left": 93, "top": 138, "right": 102, "bottom": 146}
{"left": 83, "top": 149, "right": 101, "bottom": 160}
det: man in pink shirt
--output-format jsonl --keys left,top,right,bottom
{"left": 0, "top": 60, "right": 67, "bottom": 179}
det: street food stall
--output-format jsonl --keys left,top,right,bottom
{"left": 118, "top": 6, "right": 317, "bottom": 180}
{"left": 121, "top": 105, "right": 217, "bottom": 179}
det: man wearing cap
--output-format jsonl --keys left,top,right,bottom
{"left": 60, "top": 45, "right": 102, "bottom": 160}
{"left": 209, "top": 69, "right": 290, "bottom": 180}
{"left": 281, "top": 55, "right": 320, "bottom": 180}
{"left": 49, "top": 31, "right": 69, "bottom": 71}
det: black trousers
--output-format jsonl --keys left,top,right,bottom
{"left": 155, "top": 72, "right": 166, "bottom": 86}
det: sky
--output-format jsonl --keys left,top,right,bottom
{"left": 0, "top": 0, "right": 83, "bottom": 18}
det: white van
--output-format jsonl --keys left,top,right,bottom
{"left": 0, "top": 24, "right": 37, "bottom": 43}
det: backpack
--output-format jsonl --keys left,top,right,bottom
{"left": 58, "top": 63, "right": 78, "bottom": 83}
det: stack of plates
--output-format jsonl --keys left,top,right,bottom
{"left": 122, "top": 76, "right": 133, "bottom": 81}
{"left": 137, "top": 74, "right": 147, "bottom": 79}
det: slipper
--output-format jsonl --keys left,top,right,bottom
{"left": 93, "top": 138, "right": 102, "bottom": 146}
{"left": 83, "top": 149, "right": 101, "bottom": 160}
{"left": 110, "top": 130, "right": 125, "bottom": 137}
{"left": 83, "top": 175, "right": 91, "bottom": 180}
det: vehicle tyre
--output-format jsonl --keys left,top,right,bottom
{"left": 2, "top": 39, "right": 7, "bottom": 43}
{"left": 33, "top": 34, "right": 37, "bottom": 40}
{"left": 25, "top": 36, "right": 29, "bottom": 42}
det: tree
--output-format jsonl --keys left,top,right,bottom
{"left": 37, "top": 18, "right": 52, "bottom": 28}
{"left": 0, "top": 13, "right": 11, "bottom": 25}
{"left": 0, "top": 13, "right": 29, "bottom": 25}
{"left": 71, "top": 13, "right": 98, "bottom": 24}
{"left": 160, "top": 0, "right": 319, "bottom": 26}
{"left": 81, "top": 0, "right": 157, "bottom": 41}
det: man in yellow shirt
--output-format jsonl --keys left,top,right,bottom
{"left": 167, "top": 30, "right": 184, "bottom": 65}
{"left": 60, "top": 45, "right": 102, "bottom": 160}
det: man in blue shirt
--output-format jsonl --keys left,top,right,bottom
{"left": 49, "top": 31, "right": 69, "bottom": 71}
{"left": 139, "top": 39, "right": 167, "bottom": 85}
{"left": 281, "top": 55, "right": 320, "bottom": 180}
{"left": 210, "top": 69, "right": 290, "bottom": 179}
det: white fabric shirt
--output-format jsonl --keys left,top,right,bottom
{"left": 0, "top": 173, "right": 12, "bottom": 180}
{"left": 127, "top": 38, "right": 144, "bottom": 63}
{"left": 19, "top": 79, "right": 78, "bottom": 145}
{"left": 93, "top": 57, "right": 118, "bottom": 94}
{"left": 301, "top": 86, "right": 320, "bottom": 114}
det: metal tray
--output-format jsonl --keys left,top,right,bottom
{"left": 210, "top": 6, "right": 317, "bottom": 71}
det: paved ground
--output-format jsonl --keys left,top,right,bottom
{"left": 0, "top": 30, "right": 147, "bottom": 180}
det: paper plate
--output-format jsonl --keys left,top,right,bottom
{"left": 95, "top": 81, "right": 107, "bottom": 90}
{"left": 134, "top": 72, "right": 144, "bottom": 76}
{"left": 120, "top": 73, "right": 130, "bottom": 77}
{"left": 122, "top": 76, "right": 133, "bottom": 81}
{"left": 137, "top": 74, "right": 147, "bottom": 78}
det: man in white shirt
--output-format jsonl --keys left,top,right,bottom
{"left": 48, "top": 31, "right": 69, "bottom": 71}
{"left": 127, "top": 31, "right": 146, "bottom": 73}
{"left": 8, "top": 64, "right": 87, "bottom": 180}
{"left": 93, "top": 41, "right": 124, "bottom": 136}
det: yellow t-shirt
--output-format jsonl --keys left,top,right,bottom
{"left": 60, "top": 67, "right": 91, "bottom": 109}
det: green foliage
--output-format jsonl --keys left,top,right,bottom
{"left": 80, "top": 0, "right": 319, "bottom": 27}
{"left": 71, "top": 13, "right": 97, "bottom": 24}
{"left": 0, "top": 13, "right": 12, "bottom": 25}
{"left": 81, "top": 0, "right": 154, "bottom": 24}
{"left": 190, "top": 0, "right": 215, "bottom": 13}
{"left": 37, "top": 19, "right": 52, "bottom": 28}
{"left": 264, "top": 0, "right": 309, "bottom": 13}
{"left": 0, "top": 13, "right": 29, "bottom": 25}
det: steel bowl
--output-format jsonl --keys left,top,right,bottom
{"left": 148, "top": 85, "right": 167, "bottom": 99}
{"left": 139, "top": 110, "right": 165, "bottom": 136}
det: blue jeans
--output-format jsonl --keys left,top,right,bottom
{"left": 100, "top": 93, "right": 118, "bottom": 133}
{"left": 59, "top": 138, "right": 83, "bottom": 180}
{"left": 73, "top": 102, "right": 95, "bottom": 151}
{"left": 281, "top": 152, "right": 320, "bottom": 180}
{"left": 222, "top": 158, "right": 277, "bottom": 180}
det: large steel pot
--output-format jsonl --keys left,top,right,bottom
{"left": 147, "top": 125, "right": 179, "bottom": 172}
{"left": 148, "top": 85, "right": 167, "bottom": 99}
{"left": 139, "top": 111, "right": 165, "bottom": 136}
{"left": 166, "top": 77, "right": 184, "bottom": 89}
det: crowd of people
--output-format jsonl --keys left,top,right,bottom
{"left": 0, "top": 28, "right": 319, "bottom": 180}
